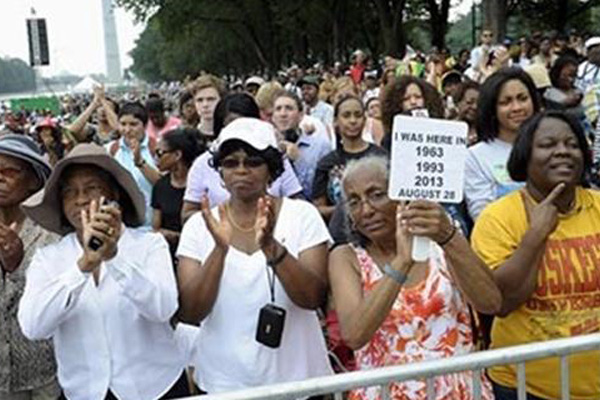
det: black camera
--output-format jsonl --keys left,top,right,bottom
{"left": 283, "top": 128, "right": 300, "bottom": 144}
{"left": 88, "top": 199, "right": 119, "bottom": 251}
{"left": 255, "top": 303, "right": 286, "bottom": 348}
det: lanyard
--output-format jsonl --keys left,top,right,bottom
{"left": 266, "top": 263, "right": 276, "bottom": 303}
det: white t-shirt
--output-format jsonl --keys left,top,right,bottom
{"left": 464, "top": 138, "right": 524, "bottom": 221}
{"left": 177, "top": 198, "right": 333, "bottom": 393}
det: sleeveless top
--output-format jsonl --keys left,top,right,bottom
{"left": 348, "top": 243, "right": 494, "bottom": 400}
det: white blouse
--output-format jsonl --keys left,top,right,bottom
{"left": 18, "top": 228, "right": 186, "bottom": 400}
{"left": 177, "top": 198, "right": 333, "bottom": 393}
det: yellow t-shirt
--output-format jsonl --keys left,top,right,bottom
{"left": 472, "top": 187, "right": 600, "bottom": 400}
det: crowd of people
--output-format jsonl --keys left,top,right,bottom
{"left": 2, "top": 27, "right": 600, "bottom": 400}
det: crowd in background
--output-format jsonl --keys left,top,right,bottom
{"left": 2, "top": 27, "right": 600, "bottom": 400}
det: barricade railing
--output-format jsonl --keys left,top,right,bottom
{"left": 178, "top": 333, "right": 600, "bottom": 400}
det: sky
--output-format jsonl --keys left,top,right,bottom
{"left": 0, "top": 0, "right": 144, "bottom": 77}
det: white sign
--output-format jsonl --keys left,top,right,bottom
{"left": 388, "top": 115, "right": 468, "bottom": 204}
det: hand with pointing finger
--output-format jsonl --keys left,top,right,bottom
{"left": 523, "top": 183, "right": 566, "bottom": 239}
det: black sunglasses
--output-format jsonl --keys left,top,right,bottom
{"left": 220, "top": 156, "right": 266, "bottom": 169}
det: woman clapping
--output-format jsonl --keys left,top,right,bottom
{"left": 177, "top": 118, "right": 332, "bottom": 393}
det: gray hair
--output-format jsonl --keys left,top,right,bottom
{"left": 341, "top": 155, "right": 390, "bottom": 199}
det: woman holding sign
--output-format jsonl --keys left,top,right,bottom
{"left": 465, "top": 67, "right": 541, "bottom": 221}
{"left": 329, "top": 156, "right": 500, "bottom": 400}
{"left": 472, "top": 110, "right": 600, "bottom": 400}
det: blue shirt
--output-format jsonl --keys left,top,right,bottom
{"left": 293, "top": 132, "right": 332, "bottom": 199}
{"left": 106, "top": 136, "right": 156, "bottom": 227}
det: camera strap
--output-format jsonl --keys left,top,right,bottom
{"left": 266, "top": 264, "right": 276, "bottom": 303}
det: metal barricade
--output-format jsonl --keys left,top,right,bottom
{"left": 179, "top": 333, "right": 600, "bottom": 400}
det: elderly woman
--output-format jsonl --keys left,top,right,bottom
{"left": 177, "top": 118, "right": 332, "bottom": 393}
{"left": 472, "top": 110, "right": 600, "bottom": 400}
{"left": 18, "top": 144, "right": 189, "bottom": 400}
{"left": 0, "top": 135, "right": 58, "bottom": 400}
{"left": 329, "top": 156, "right": 500, "bottom": 400}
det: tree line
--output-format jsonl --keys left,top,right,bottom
{"left": 0, "top": 58, "right": 36, "bottom": 94}
{"left": 117, "top": 0, "right": 600, "bottom": 83}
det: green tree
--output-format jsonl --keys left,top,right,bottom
{"left": 0, "top": 58, "right": 36, "bottom": 94}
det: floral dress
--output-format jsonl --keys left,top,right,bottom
{"left": 349, "top": 244, "right": 494, "bottom": 400}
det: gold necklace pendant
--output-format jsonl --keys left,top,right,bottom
{"left": 225, "top": 203, "right": 256, "bottom": 233}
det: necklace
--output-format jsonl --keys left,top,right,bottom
{"left": 225, "top": 203, "right": 256, "bottom": 233}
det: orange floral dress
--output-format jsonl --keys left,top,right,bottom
{"left": 349, "top": 244, "right": 494, "bottom": 400}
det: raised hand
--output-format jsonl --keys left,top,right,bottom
{"left": 394, "top": 202, "right": 413, "bottom": 265}
{"left": 201, "top": 195, "right": 232, "bottom": 249}
{"left": 129, "top": 138, "right": 142, "bottom": 165}
{"left": 523, "top": 183, "right": 565, "bottom": 239}
{"left": 398, "top": 200, "right": 454, "bottom": 244}
{"left": 0, "top": 222, "right": 24, "bottom": 274}
{"left": 80, "top": 197, "right": 122, "bottom": 272}
{"left": 255, "top": 196, "right": 277, "bottom": 251}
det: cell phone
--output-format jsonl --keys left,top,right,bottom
{"left": 88, "top": 199, "right": 119, "bottom": 251}
{"left": 255, "top": 303, "right": 286, "bottom": 348}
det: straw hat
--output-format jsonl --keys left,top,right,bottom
{"left": 22, "top": 143, "right": 146, "bottom": 235}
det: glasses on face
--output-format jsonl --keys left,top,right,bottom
{"left": 155, "top": 148, "right": 174, "bottom": 158}
{"left": 0, "top": 166, "right": 24, "bottom": 180}
{"left": 345, "top": 190, "right": 390, "bottom": 215}
{"left": 61, "top": 183, "right": 107, "bottom": 202}
{"left": 220, "top": 156, "right": 266, "bottom": 170}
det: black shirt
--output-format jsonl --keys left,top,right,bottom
{"left": 311, "top": 143, "right": 388, "bottom": 204}
{"left": 151, "top": 175, "right": 185, "bottom": 256}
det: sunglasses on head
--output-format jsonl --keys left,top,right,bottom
{"left": 220, "top": 156, "right": 266, "bottom": 169}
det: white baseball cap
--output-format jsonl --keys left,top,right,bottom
{"left": 214, "top": 117, "right": 279, "bottom": 152}
{"left": 244, "top": 76, "right": 265, "bottom": 87}
{"left": 585, "top": 37, "right": 600, "bottom": 49}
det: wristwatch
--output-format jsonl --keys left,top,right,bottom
{"left": 383, "top": 263, "right": 408, "bottom": 286}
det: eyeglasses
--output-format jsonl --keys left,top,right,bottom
{"left": 61, "top": 183, "right": 107, "bottom": 201}
{"left": 220, "top": 156, "right": 266, "bottom": 170}
{"left": 345, "top": 190, "right": 390, "bottom": 214}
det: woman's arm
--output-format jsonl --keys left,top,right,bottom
{"left": 442, "top": 232, "right": 502, "bottom": 315}
{"left": 263, "top": 240, "right": 329, "bottom": 309}
{"left": 99, "top": 98, "right": 119, "bottom": 131}
{"left": 490, "top": 229, "right": 547, "bottom": 316}
{"left": 136, "top": 161, "right": 161, "bottom": 185}
{"left": 152, "top": 208, "right": 162, "bottom": 231}
{"left": 474, "top": 184, "right": 564, "bottom": 316}
{"left": 64, "top": 100, "right": 98, "bottom": 142}
{"left": 329, "top": 245, "right": 413, "bottom": 350}
{"left": 181, "top": 201, "right": 201, "bottom": 224}
{"left": 313, "top": 196, "right": 336, "bottom": 220}
{"left": 152, "top": 208, "right": 179, "bottom": 245}
{"left": 177, "top": 248, "right": 227, "bottom": 324}
{"left": 400, "top": 200, "right": 502, "bottom": 314}
{"left": 177, "top": 200, "right": 233, "bottom": 324}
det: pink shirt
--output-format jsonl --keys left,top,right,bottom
{"left": 146, "top": 116, "right": 181, "bottom": 141}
